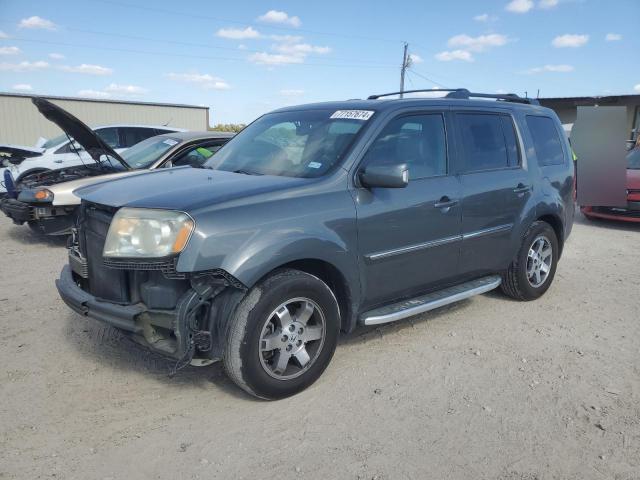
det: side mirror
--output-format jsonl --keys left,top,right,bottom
{"left": 70, "top": 141, "right": 84, "bottom": 152}
{"left": 359, "top": 163, "right": 409, "bottom": 189}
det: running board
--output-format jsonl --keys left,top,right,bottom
{"left": 360, "top": 275, "right": 502, "bottom": 326}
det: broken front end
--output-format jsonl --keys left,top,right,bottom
{"left": 56, "top": 202, "right": 246, "bottom": 366}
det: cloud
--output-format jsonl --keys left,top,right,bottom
{"left": 216, "top": 26, "right": 261, "bottom": 40}
{"left": 506, "top": 0, "right": 534, "bottom": 13}
{"left": 269, "top": 34, "right": 304, "bottom": 43}
{"left": 0, "top": 46, "right": 21, "bottom": 55}
{"left": 60, "top": 63, "right": 113, "bottom": 75}
{"left": 435, "top": 50, "right": 474, "bottom": 62}
{"left": 273, "top": 43, "right": 330, "bottom": 55}
{"left": 12, "top": 84, "right": 32, "bottom": 91}
{"left": 77, "top": 89, "right": 111, "bottom": 99}
{"left": 538, "top": 0, "right": 558, "bottom": 8}
{"left": 0, "top": 60, "right": 49, "bottom": 72}
{"left": 447, "top": 33, "right": 509, "bottom": 52}
{"left": 0, "top": 30, "right": 8, "bottom": 39}
{"left": 248, "top": 52, "right": 305, "bottom": 65}
{"left": 635, "top": 84, "right": 640, "bottom": 93}
{"left": 523, "top": 64, "right": 574, "bottom": 74}
{"left": 49, "top": 52, "right": 65, "bottom": 59}
{"left": 409, "top": 53, "right": 423, "bottom": 64}
{"left": 18, "top": 16, "right": 56, "bottom": 30}
{"left": 605, "top": 33, "right": 622, "bottom": 41}
{"left": 257, "top": 10, "right": 301, "bottom": 27}
{"left": 166, "top": 72, "right": 230, "bottom": 89}
{"left": 104, "top": 83, "right": 147, "bottom": 95}
{"left": 474, "top": 13, "right": 489, "bottom": 21}
{"left": 552, "top": 34, "right": 588, "bottom": 48}
{"left": 280, "top": 89, "right": 304, "bottom": 96}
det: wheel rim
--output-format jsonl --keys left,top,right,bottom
{"left": 258, "top": 297, "right": 326, "bottom": 380}
{"left": 526, "top": 235, "right": 553, "bottom": 288}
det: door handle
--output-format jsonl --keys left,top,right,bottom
{"left": 53, "top": 159, "right": 63, "bottom": 164}
{"left": 513, "top": 183, "right": 531, "bottom": 194}
{"left": 434, "top": 196, "right": 458, "bottom": 209}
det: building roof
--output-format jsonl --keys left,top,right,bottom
{"left": 0, "top": 92, "right": 209, "bottom": 110}
{"left": 539, "top": 94, "right": 640, "bottom": 106}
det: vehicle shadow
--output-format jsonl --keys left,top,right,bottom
{"left": 5, "top": 223, "right": 69, "bottom": 247}
{"left": 62, "top": 313, "right": 256, "bottom": 401}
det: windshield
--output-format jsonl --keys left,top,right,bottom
{"left": 121, "top": 136, "right": 182, "bottom": 169}
{"left": 42, "top": 134, "right": 68, "bottom": 149}
{"left": 206, "top": 109, "right": 370, "bottom": 177}
{"left": 628, "top": 147, "right": 640, "bottom": 170}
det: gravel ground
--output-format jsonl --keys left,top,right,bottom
{"left": 0, "top": 213, "right": 639, "bottom": 480}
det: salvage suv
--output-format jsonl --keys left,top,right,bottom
{"left": 56, "top": 89, "right": 574, "bottom": 399}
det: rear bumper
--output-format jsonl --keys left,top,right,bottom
{"left": 56, "top": 265, "right": 146, "bottom": 333}
{"left": 581, "top": 205, "right": 640, "bottom": 223}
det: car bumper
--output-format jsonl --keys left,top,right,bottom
{"left": 0, "top": 198, "right": 33, "bottom": 224}
{"left": 56, "top": 264, "right": 146, "bottom": 333}
{"left": 581, "top": 204, "right": 640, "bottom": 223}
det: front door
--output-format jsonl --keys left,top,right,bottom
{"left": 354, "top": 111, "right": 462, "bottom": 308}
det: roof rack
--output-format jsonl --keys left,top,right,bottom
{"left": 367, "top": 88, "right": 540, "bottom": 105}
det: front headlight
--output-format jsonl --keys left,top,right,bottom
{"left": 103, "top": 208, "right": 195, "bottom": 258}
{"left": 34, "top": 189, "right": 54, "bottom": 201}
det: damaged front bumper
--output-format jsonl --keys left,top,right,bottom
{"left": 56, "top": 255, "right": 244, "bottom": 365}
{"left": 0, "top": 198, "right": 76, "bottom": 234}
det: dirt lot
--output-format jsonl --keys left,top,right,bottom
{"left": 0, "top": 214, "right": 639, "bottom": 480}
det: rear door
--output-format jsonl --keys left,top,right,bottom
{"left": 453, "top": 109, "right": 531, "bottom": 276}
{"left": 354, "top": 109, "right": 462, "bottom": 308}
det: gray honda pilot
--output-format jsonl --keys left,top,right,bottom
{"left": 57, "top": 89, "right": 575, "bottom": 399}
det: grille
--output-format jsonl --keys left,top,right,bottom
{"left": 103, "top": 257, "right": 186, "bottom": 279}
{"left": 79, "top": 202, "right": 131, "bottom": 302}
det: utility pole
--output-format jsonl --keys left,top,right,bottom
{"left": 400, "top": 42, "right": 410, "bottom": 98}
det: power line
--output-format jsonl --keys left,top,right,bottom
{"left": 8, "top": 37, "right": 399, "bottom": 69}
{"left": 90, "top": 0, "right": 405, "bottom": 45}
{"left": 407, "top": 68, "right": 450, "bottom": 89}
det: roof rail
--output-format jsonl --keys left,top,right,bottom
{"left": 368, "top": 88, "right": 540, "bottom": 105}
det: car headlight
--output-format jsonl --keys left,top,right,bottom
{"left": 34, "top": 189, "right": 54, "bottom": 201}
{"left": 103, "top": 208, "right": 195, "bottom": 258}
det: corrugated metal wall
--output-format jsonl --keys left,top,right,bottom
{"left": 0, "top": 94, "right": 209, "bottom": 145}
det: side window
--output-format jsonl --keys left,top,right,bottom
{"left": 171, "top": 144, "right": 219, "bottom": 167}
{"left": 95, "top": 127, "right": 119, "bottom": 148}
{"left": 501, "top": 116, "right": 520, "bottom": 167}
{"left": 457, "top": 113, "right": 511, "bottom": 172}
{"left": 526, "top": 116, "right": 565, "bottom": 166}
{"left": 119, "top": 127, "right": 158, "bottom": 148}
{"left": 362, "top": 114, "right": 447, "bottom": 179}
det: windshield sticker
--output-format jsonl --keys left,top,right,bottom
{"left": 308, "top": 161, "right": 322, "bottom": 169}
{"left": 163, "top": 139, "right": 179, "bottom": 146}
{"left": 330, "top": 110, "right": 374, "bottom": 121}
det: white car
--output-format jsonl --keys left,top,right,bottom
{"left": 1, "top": 124, "right": 186, "bottom": 194}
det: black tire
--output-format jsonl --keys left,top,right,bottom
{"left": 223, "top": 269, "right": 340, "bottom": 400}
{"left": 501, "top": 221, "right": 559, "bottom": 301}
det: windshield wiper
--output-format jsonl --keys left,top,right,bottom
{"left": 232, "top": 169, "right": 263, "bottom": 175}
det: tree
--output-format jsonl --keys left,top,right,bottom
{"left": 210, "top": 123, "right": 246, "bottom": 133}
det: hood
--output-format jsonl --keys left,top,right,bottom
{"left": 76, "top": 167, "right": 308, "bottom": 212}
{"left": 0, "top": 144, "right": 45, "bottom": 165}
{"left": 31, "top": 97, "right": 130, "bottom": 169}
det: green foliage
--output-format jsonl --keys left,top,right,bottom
{"left": 209, "top": 123, "right": 246, "bottom": 133}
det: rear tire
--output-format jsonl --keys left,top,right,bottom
{"left": 223, "top": 269, "right": 340, "bottom": 400}
{"left": 501, "top": 221, "right": 559, "bottom": 301}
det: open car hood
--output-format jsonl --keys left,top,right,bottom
{"left": 31, "top": 97, "right": 130, "bottom": 170}
{"left": 0, "top": 144, "right": 46, "bottom": 163}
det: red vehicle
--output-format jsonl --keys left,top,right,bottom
{"left": 581, "top": 145, "right": 640, "bottom": 223}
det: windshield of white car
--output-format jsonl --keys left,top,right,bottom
{"left": 120, "top": 136, "right": 182, "bottom": 169}
{"left": 41, "top": 134, "right": 68, "bottom": 149}
{"left": 205, "top": 110, "right": 369, "bottom": 178}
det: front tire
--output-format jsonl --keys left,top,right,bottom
{"left": 223, "top": 269, "right": 340, "bottom": 400}
{"left": 501, "top": 221, "right": 559, "bottom": 301}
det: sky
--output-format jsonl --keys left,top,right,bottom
{"left": 0, "top": 0, "right": 638, "bottom": 125}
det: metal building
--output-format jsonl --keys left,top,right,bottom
{"left": 0, "top": 92, "right": 210, "bottom": 145}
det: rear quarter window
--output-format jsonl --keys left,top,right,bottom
{"left": 526, "top": 116, "right": 565, "bottom": 166}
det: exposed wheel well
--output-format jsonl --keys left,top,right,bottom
{"left": 537, "top": 214, "right": 564, "bottom": 256}
{"left": 277, "top": 259, "right": 352, "bottom": 333}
